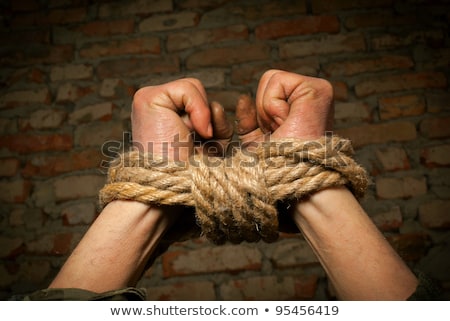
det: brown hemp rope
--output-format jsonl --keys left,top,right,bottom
{"left": 99, "top": 136, "right": 369, "bottom": 244}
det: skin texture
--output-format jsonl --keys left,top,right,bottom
{"left": 49, "top": 70, "right": 418, "bottom": 299}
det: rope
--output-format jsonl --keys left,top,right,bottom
{"left": 99, "top": 136, "right": 369, "bottom": 244}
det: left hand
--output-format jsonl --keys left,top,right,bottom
{"left": 236, "top": 69, "right": 334, "bottom": 144}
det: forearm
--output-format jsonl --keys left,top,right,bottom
{"left": 49, "top": 200, "right": 176, "bottom": 293}
{"left": 292, "top": 187, "right": 418, "bottom": 300}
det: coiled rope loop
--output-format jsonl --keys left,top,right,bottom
{"left": 99, "top": 136, "right": 368, "bottom": 244}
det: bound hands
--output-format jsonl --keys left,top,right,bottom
{"left": 130, "top": 69, "right": 335, "bottom": 240}
{"left": 51, "top": 70, "right": 419, "bottom": 299}
{"left": 132, "top": 70, "right": 334, "bottom": 163}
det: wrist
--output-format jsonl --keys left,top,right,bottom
{"left": 49, "top": 200, "right": 179, "bottom": 292}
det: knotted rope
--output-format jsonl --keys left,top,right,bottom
{"left": 99, "top": 136, "right": 368, "bottom": 244}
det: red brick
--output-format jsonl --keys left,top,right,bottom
{"left": 345, "top": 11, "right": 416, "bottom": 30}
{"left": 9, "top": 208, "right": 43, "bottom": 228}
{"left": 378, "top": 94, "right": 425, "bottom": 120}
{"left": 74, "top": 122, "right": 124, "bottom": 147}
{"left": 420, "top": 47, "right": 450, "bottom": 71}
{"left": 146, "top": 281, "right": 216, "bottom": 300}
{"left": 167, "top": 24, "right": 248, "bottom": 52}
{"left": 312, "top": 0, "right": 392, "bottom": 13}
{"left": 53, "top": 174, "right": 106, "bottom": 202}
{"left": 386, "top": 233, "right": 429, "bottom": 261}
{"left": 334, "top": 102, "right": 371, "bottom": 123}
{"left": 26, "top": 233, "right": 74, "bottom": 255}
{"left": 370, "top": 206, "right": 403, "bottom": 231}
{"left": 336, "top": 121, "right": 416, "bottom": 148}
{"left": 376, "top": 176, "right": 427, "bottom": 199}
{"left": 79, "top": 37, "right": 160, "bottom": 59}
{"left": 1, "top": 44, "right": 74, "bottom": 66}
{"left": 0, "top": 236, "right": 25, "bottom": 258}
{"left": 243, "top": 1, "right": 307, "bottom": 20}
{"left": 186, "top": 43, "right": 270, "bottom": 69}
{"left": 162, "top": 245, "right": 262, "bottom": 277}
{"left": 421, "top": 144, "right": 450, "bottom": 167}
{"left": 98, "top": 0, "right": 173, "bottom": 18}
{"left": 99, "top": 79, "right": 135, "bottom": 98}
{"left": 19, "top": 260, "right": 51, "bottom": 285}
{"left": 0, "top": 87, "right": 51, "bottom": 109}
{"left": 9, "top": 208, "right": 25, "bottom": 227}
{"left": 50, "top": 64, "right": 93, "bottom": 81}
{"left": 355, "top": 72, "right": 447, "bottom": 97}
{"left": 0, "top": 264, "right": 20, "bottom": 287}
{"left": 426, "top": 92, "right": 450, "bottom": 113}
{"left": 230, "top": 57, "right": 319, "bottom": 85}
{"left": 280, "top": 33, "right": 366, "bottom": 59}
{"left": 0, "top": 158, "right": 20, "bottom": 177}
{"left": 56, "top": 83, "right": 95, "bottom": 103}
{"left": 19, "top": 109, "right": 67, "bottom": 130}
{"left": 178, "top": 0, "right": 229, "bottom": 9}
{"left": 97, "top": 56, "right": 180, "bottom": 79}
{"left": 0, "top": 179, "right": 31, "bottom": 203}
{"left": 61, "top": 202, "right": 97, "bottom": 226}
{"left": 47, "top": 0, "right": 90, "bottom": 7}
{"left": 220, "top": 274, "right": 318, "bottom": 300}
{"left": 69, "top": 102, "right": 114, "bottom": 124}
{"left": 323, "top": 55, "right": 414, "bottom": 77}
{"left": 22, "top": 149, "right": 103, "bottom": 178}
{"left": 207, "top": 90, "right": 242, "bottom": 112}
{"left": 6, "top": 68, "right": 46, "bottom": 85}
{"left": 372, "top": 29, "right": 444, "bottom": 50}
{"left": 269, "top": 239, "right": 319, "bottom": 268}
{"left": 419, "top": 200, "right": 450, "bottom": 229}
{"left": 75, "top": 19, "right": 135, "bottom": 36}
{"left": 255, "top": 15, "right": 339, "bottom": 40}
{"left": 0, "top": 133, "right": 72, "bottom": 153}
{"left": 0, "top": 29, "right": 50, "bottom": 44}
{"left": 139, "top": 12, "right": 199, "bottom": 32}
{"left": 11, "top": 7, "right": 87, "bottom": 27}
{"left": 332, "top": 81, "right": 349, "bottom": 101}
{"left": 51, "top": 233, "right": 73, "bottom": 255}
{"left": 139, "top": 70, "right": 224, "bottom": 89}
{"left": 0, "top": 119, "right": 14, "bottom": 135}
{"left": 375, "top": 147, "right": 410, "bottom": 172}
{"left": 420, "top": 116, "right": 450, "bottom": 139}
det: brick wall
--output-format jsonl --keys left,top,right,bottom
{"left": 1, "top": 0, "right": 449, "bottom": 300}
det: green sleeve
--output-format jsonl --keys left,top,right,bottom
{"left": 20, "top": 287, "right": 146, "bottom": 301}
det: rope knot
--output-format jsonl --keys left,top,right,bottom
{"left": 99, "top": 135, "right": 369, "bottom": 244}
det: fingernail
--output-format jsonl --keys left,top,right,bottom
{"left": 207, "top": 122, "right": 213, "bottom": 137}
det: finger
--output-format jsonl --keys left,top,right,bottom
{"left": 255, "top": 69, "right": 279, "bottom": 133}
{"left": 256, "top": 69, "right": 303, "bottom": 133}
{"left": 167, "top": 78, "right": 213, "bottom": 138}
{"left": 235, "top": 94, "right": 258, "bottom": 135}
{"left": 210, "top": 101, "right": 233, "bottom": 140}
{"left": 235, "top": 94, "right": 265, "bottom": 144}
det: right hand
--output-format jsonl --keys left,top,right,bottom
{"left": 132, "top": 78, "right": 233, "bottom": 161}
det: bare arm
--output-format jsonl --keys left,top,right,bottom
{"left": 49, "top": 201, "right": 175, "bottom": 292}
{"left": 49, "top": 79, "right": 232, "bottom": 292}
{"left": 238, "top": 69, "right": 419, "bottom": 300}
{"left": 293, "top": 187, "right": 418, "bottom": 300}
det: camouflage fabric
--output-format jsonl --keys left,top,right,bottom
{"left": 14, "top": 269, "right": 441, "bottom": 301}
{"left": 20, "top": 287, "right": 146, "bottom": 301}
